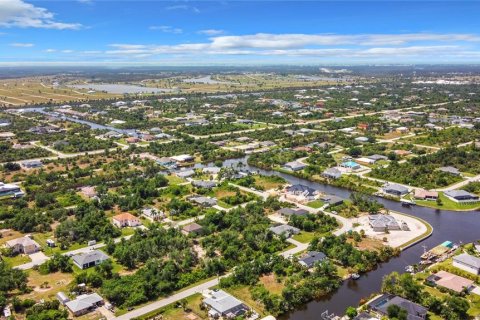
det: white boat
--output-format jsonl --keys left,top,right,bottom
{"left": 350, "top": 273, "right": 360, "bottom": 280}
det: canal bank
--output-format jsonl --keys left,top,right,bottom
{"left": 219, "top": 157, "right": 480, "bottom": 319}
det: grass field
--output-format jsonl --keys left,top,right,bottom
{"left": 292, "top": 231, "right": 316, "bottom": 244}
{"left": 413, "top": 192, "right": 480, "bottom": 211}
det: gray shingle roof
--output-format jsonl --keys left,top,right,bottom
{"left": 454, "top": 253, "right": 480, "bottom": 269}
{"left": 72, "top": 250, "right": 109, "bottom": 267}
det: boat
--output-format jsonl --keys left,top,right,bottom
{"left": 400, "top": 198, "right": 416, "bottom": 206}
{"left": 350, "top": 273, "right": 360, "bottom": 280}
{"left": 405, "top": 265, "right": 414, "bottom": 273}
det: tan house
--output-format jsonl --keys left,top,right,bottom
{"left": 6, "top": 236, "right": 40, "bottom": 254}
{"left": 112, "top": 213, "right": 141, "bottom": 228}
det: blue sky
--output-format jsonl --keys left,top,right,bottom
{"left": 1, "top": 0, "right": 480, "bottom": 65}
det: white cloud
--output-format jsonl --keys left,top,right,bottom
{"left": 198, "top": 29, "right": 225, "bottom": 36}
{"left": 10, "top": 42, "right": 33, "bottom": 47}
{"left": 61, "top": 49, "right": 74, "bottom": 53}
{"left": 44, "top": 48, "right": 56, "bottom": 53}
{"left": 165, "top": 5, "right": 200, "bottom": 13}
{"left": 0, "top": 0, "right": 82, "bottom": 30}
{"left": 149, "top": 25, "right": 183, "bottom": 34}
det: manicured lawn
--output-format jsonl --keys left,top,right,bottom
{"left": 217, "top": 200, "right": 233, "bottom": 209}
{"left": 414, "top": 193, "right": 480, "bottom": 211}
{"left": 3, "top": 254, "right": 31, "bottom": 267}
{"left": 34, "top": 232, "right": 87, "bottom": 256}
{"left": 292, "top": 232, "right": 315, "bottom": 244}
{"left": 306, "top": 200, "right": 324, "bottom": 209}
{"left": 121, "top": 227, "right": 136, "bottom": 237}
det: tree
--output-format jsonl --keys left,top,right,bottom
{"left": 387, "top": 304, "right": 407, "bottom": 320}
{"left": 345, "top": 306, "right": 358, "bottom": 319}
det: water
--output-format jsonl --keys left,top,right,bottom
{"left": 16, "top": 112, "right": 480, "bottom": 317}
{"left": 220, "top": 157, "right": 480, "bottom": 318}
{"left": 182, "top": 75, "right": 231, "bottom": 84}
{"left": 69, "top": 84, "right": 173, "bottom": 94}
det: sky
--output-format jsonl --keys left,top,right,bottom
{"left": 0, "top": 0, "right": 480, "bottom": 65}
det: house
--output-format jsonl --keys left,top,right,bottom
{"left": 438, "top": 166, "right": 461, "bottom": 176}
{"left": 277, "top": 207, "right": 309, "bottom": 217}
{"left": 182, "top": 223, "right": 204, "bottom": 235}
{"left": 203, "top": 289, "right": 249, "bottom": 319}
{"left": 6, "top": 236, "right": 40, "bottom": 254}
{"left": 426, "top": 270, "right": 474, "bottom": 293}
{"left": 382, "top": 183, "right": 409, "bottom": 196}
{"left": 203, "top": 167, "right": 221, "bottom": 175}
{"left": 322, "top": 167, "right": 342, "bottom": 179}
{"left": 21, "top": 160, "right": 43, "bottom": 169}
{"left": 396, "top": 126, "right": 409, "bottom": 133}
{"left": 104, "top": 131, "right": 123, "bottom": 139}
{"left": 321, "top": 195, "right": 344, "bottom": 206}
{"left": 285, "top": 184, "right": 318, "bottom": 202}
{"left": 0, "top": 132, "right": 15, "bottom": 140}
{"left": 189, "top": 196, "right": 217, "bottom": 207}
{"left": 355, "top": 136, "right": 369, "bottom": 143}
{"left": 368, "top": 154, "right": 388, "bottom": 162}
{"left": 299, "top": 251, "right": 327, "bottom": 268}
{"left": 142, "top": 207, "right": 164, "bottom": 221}
{"left": 444, "top": 190, "right": 479, "bottom": 203}
{"left": 72, "top": 250, "right": 109, "bottom": 269}
{"left": 79, "top": 186, "right": 97, "bottom": 199}
{"left": 368, "top": 215, "right": 407, "bottom": 232}
{"left": 176, "top": 169, "right": 195, "bottom": 179}
{"left": 65, "top": 293, "right": 104, "bottom": 317}
{"left": 453, "top": 253, "right": 480, "bottom": 275}
{"left": 56, "top": 291, "right": 70, "bottom": 306}
{"left": 368, "top": 294, "right": 427, "bottom": 320}
{"left": 171, "top": 154, "right": 194, "bottom": 163}
{"left": 112, "top": 212, "right": 141, "bottom": 228}
{"left": 394, "top": 150, "right": 412, "bottom": 157}
{"left": 414, "top": 189, "right": 438, "bottom": 200}
{"left": 0, "top": 182, "right": 22, "bottom": 197}
{"left": 356, "top": 157, "right": 376, "bottom": 165}
{"left": 192, "top": 180, "right": 217, "bottom": 189}
{"left": 283, "top": 161, "right": 307, "bottom": 172}
{"left": 125, "top": 137, "right": 139, "bottom": 144}
{"left": 269, "top": 224, "right": 300, "bottom": 238}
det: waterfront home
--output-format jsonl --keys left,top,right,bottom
{"left": 112, "top": 212, "right": 141, "bottom": 228}
{"left": 444, "top": 190, "right": 479, "bottom": 203}
{"left": 72, "top": 250, "right": 109, "bottom": 269}
{"left": 414, "top": 189, "right": 438, "bottom": 201}
{"left": 322, "top": 167, "right": 342, "bottom": 179}
{"left": 320, "top": 195, "right": 344, "bottom": 206}
{"left": 171, "top": 154, "right": 194, "bottom": 163}
{"left": 299, "top": 251, "right": 327, "bottom": 268}
{"left": 6, "top": 236, "right": 40, "bottom": 254}
{"left": 284, "top": 184, "right": 319, "bottom": 202}
{"left": 156, "top": 157, "right": 177, "bottom": 168}
{"left": 65, "top": 293, "right": 104, "bottom": 317}
{"left": 202, "top": 289, "right": 250, "bottom": 319}
{"left": 368, "top": 154, "right": 389, "bottom": 162}
{"left": 283, "top": 161, "right": 307, "bottom": 172}
{"left": 426, "top": 270, "right": 474, "bottom": 293}
{"left": 382, "top": 183, "right": 409, "bottom": 197}
{"left": 368, "top": 215, "right": 407, "bottom": 232}
{"left": 176, "top": 169, "right": 195, "bottom": 179}
{"left": 368, "top": 294, "right": 427, "bottom": 320}
{"left": 453, "top": 253, "right": 480, "bottom": 275}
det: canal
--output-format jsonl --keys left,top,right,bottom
{"left": 26, "top": 109, "right": 480, "bottom": 318}
{"left": 220, "top": 157, "right": 480, "bottom": 318}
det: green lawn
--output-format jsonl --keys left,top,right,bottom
{"left": 414, "top": 192, "right": 480, "bottom": 211}
{"left": 306, "top": 200, "right": 324, "bottom": 209}
{"left": 3, "top": 254, "right": 31, "bottom": 267}
{"left": 292, "top": 232, "right": 315, "bottom": 244}
{"left": 166, "top": 175, "right": 185, "bottom": 185}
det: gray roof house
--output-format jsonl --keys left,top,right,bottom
{"left": 192, "top": 180, "right": 217, "bottom": 189}
{"left": 453, "top": 253, "right": 480, "bottom": 275}
{"left": 368, "top": 154, "right": 388, "bottom": 161}
{"left": 322, "top": 167, "right": 342, "bottom": 179}
{"left": 285, "top": 184, "right": 318, "bottom": 198}
{"left": 72, "top": 250, "right": 109, "bottom": 270}
{"left": 299, "top": 251, "right": 327, "bottom": 268}
{"left": 369, "top": 215, "right": 406, "bottom": 232}
{"left": 321, "top": 195, "right": 345, "bottom": 206}
{"left": 368, "top": 294, "right": 427, "bottom": 320}
{"left": 283, "top": 161, "right": 307, "bottom": 172}
{"left": 277, "top": 207, "right": 309, "bottom": 217}
{"left": 189, "top": 196, "right": 217, "bottom": 207}
{"left": 438, "top": 166, "right": 461, "bottom": 176}
{"left": 269, "top": 225, "right": 300, "bottom": 238}
{"left": 382, "top": 183, "right": 409, "bottom": 196}
{"left": 65, "top": 293, "right": 104, "bottom": 317}
{"left": 203, "top": 289, "right": 249, "bottom": 319}
{"left": 444, "top": 190, "right": 479, "bottom": 203}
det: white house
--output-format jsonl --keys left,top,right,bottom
{"left": 453, "top": 253, "right": 480, "bottom": 275}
